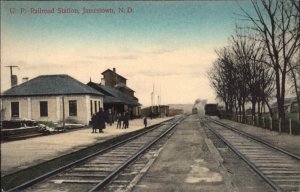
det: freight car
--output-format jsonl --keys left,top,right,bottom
{"left": 204, "top": 104, "right": 219, "bottom": 116}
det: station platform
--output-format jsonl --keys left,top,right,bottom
{"left": 1, "top": 117, "right": 171, "bottom": 176}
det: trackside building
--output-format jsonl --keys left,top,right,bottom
{"left": 1, "top": 75, "right": 104, "bottom": 125}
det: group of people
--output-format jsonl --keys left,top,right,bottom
{"left": 116, "top": 112, "right": 130, "bottom": 129}
{"left": 91, "top": 109, "right": 149, "bottom": 133}
{"left": 91, "top": 110, "right": 131, "bottom": 133}
{"left": 91, "top": 109, "right": 106, "bottom": 133}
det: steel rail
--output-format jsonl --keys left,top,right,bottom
{"left": 202, "top": 119, "right": 283, "bottom": 192}
{"left": 88, "top": 117, "right": 185, "bottom": 191}
{"left": 4, "top": 118, "right": 175, "bottom": 192}
{"left": 209, "top": 117, "right": 300, "bottom": 161}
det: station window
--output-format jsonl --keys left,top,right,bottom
{"left": 11, "top": 102, "right": 19, "bottom": 117}
{"left": 94, "top": 101, "right": 97, "bottom": 113}
{"left": 69, "top": 100, "right": 77, "bottom": 116}
{"left": 98, "top": 101, "right": 101, "bottom": 111}
{"left": 40, "top": 101, "right": 48, "bottom": 117}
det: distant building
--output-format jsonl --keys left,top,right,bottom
{"left": 88, "top": 68, "right": 141, "bottom": 118}
{"left": 1, "top": 75, "right": 104, "bottom": 125}
{"left": 141, "top": 105, "right": 169, "bottom": 118}
{"left": 271, "top": 97, "right": 299, "bottom": 113}
{"left": 169, "top": 108, "right": 184, "bottom": 116}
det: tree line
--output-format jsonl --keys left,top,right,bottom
{"left": 208, "top": 0, "right": 300, "bottom": 121}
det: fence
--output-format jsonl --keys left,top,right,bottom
{"left": 224, "top": 114, "right": 300, "bottom": 135}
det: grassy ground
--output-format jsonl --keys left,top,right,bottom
{"left": 231, "top": 112, "right": 300, "bottom": 135}
{"left": 261, "top": 112, "right": 299, "bottom": 121}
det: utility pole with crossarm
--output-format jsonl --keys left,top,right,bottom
{"left": 6, "top": 65, "right": 19, "bottom": 87}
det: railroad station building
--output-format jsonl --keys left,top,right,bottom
{"left": 87, "top": 68, "right": 141, "bottom": 119}
{"left": 1, "top": 75, "right": 104, "bottom": 125}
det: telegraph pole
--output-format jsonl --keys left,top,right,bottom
{"left": 6, "top": 65, "right": 19, "bottom": 87}
{"left": 62, "top": 95, "right": 65, "bottom": 130}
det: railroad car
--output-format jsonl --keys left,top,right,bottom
{"left": 192, "top": 107, "right": 198, "bottom": 114}
{"left": 204, "top": 104, "right": 219, "bottom": 116}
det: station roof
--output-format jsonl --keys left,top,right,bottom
{"left": 2, "top": 75, "right": 104, "bottom": 97}
{"left": 115, "top": 82, "right": 135, "bottom": 92}
{"left": 87, "top": 81, "right": 140, "bottom": 106}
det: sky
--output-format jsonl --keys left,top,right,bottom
{"left": 1, "top": 1, "right": 254, "bottom": 107}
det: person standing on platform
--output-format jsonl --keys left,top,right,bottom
{"left": 91, "top": 113, "right": 98, "bottom": 133}
{"left": 98, "top": 108, "right": 105, "bottom": 133}
{"left": 122, "top": 112, "right": 126, "bottom": 129}
{"left": 108, "top": 109, "right": 113, "bottom": 126}
{"left": 143, "top": 116, "right": 148, "bottom": 128}
{"left": 123, "top": 112, "right": 129, "bottom": 129}
{"left": 116, "top": 113, "right": 122, "bottom": 128}
{"left": 124, "top": 112, "right": 129, "bottom": 129}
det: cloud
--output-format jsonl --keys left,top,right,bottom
{"left": 118, "top": 45, "right": 178, "bottom": 56}
{"left": 138, "top": 70, "right": 182, "bottom": 77}
{"left": 8, "top": 60, "right": 27, "bottom": 66}
{"left": 144, "top": 47, "right": 178, "bottom": 55}
{"left": 124, "top": 61, "right": 209, "bottom": 78}
{"left": 133, "top": 70, "right": 205, "bottom": 78}
{"left": 88, "top": 55, "right": 138, "bottom": 60}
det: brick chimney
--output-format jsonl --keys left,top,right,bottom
{"left": 11, "top": 75, "right": 18, "bottom": 87}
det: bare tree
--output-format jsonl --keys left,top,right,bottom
{"left": 240, "top": 0, "right": 300, "bottom": 119}
{"left": 208, "top": 48, "right": 236, "bottom": 115}
{"left": 288, "top": 55, "right": 300, "bottom": 120}
{"left": 208, "top": 61, "right": 227, "bottom": 109}
{"left": 259, "top": 67, "right": 275, "bottom": 117}
{"left": 289, "top": 0, "right": 300, "bottom": 121}
{"left": 230, "top": 29, "right": 275, "bottom": 118}
{"left": 291, "top": 0, "right": 300, "bottom": 12}
{"left": 216, "top": 48, "right": 237, "bottom": 114}
{"left": 209, "top": 35, "right": 272, "bottom": 120}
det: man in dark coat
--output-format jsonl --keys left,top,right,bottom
{"left": 97, "top": 109, "right": 106, "bottom": 133}
{"left": 108, "top": 113, "right": 113, "bottom": 126}
{"left": 91, "top": 113, "right": 98, "bottom": 133}
{"left": 143, "top": 116, "right": 148, "bottom": 128}
{"left": 116, "top": 113, "right": 122, "bottom": 128}
{"left": 123, "top": 112, "right": 129, "bottom": 129}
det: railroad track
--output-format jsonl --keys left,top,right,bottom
{"left": 101, "top": 138, "right": 166, "bottom": 192}
{"left": 201, "top": 116, "right": 300, "bottom": 192}
{"left": 6, "top": 115, "right": 185, "bottom": 192}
